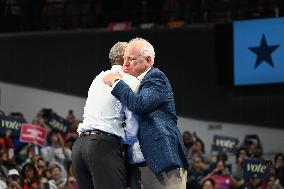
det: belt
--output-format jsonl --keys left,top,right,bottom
{"left": 135, "top": 161, "right": 147, "bottom": 167}
{"left": 79, "top": 129, "right": 121, "bottom": 145}
{"left": 80, "top": 129, "right": 118, "bottom": 138}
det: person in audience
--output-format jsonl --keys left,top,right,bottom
{"left": 65, "top": 121, "right": 79, "bottom": 150}
{"left": 267, "top": 175, "right": 281, "bottom": 189}
{"left": 64, "top": 136, "right": 76, "bottom": 151}
{"left": 242, "top": 134, "right": 262, "bottom": 158}
{"left": 208, "top": 151, "right": 230, "bottom": 173}
{"left": 216, "top": 152, "right": 228, "bottom": 163}
{"left": 7, "top": 169, "right": 22, "bottom": 189}
{"left": 0, "top": 147, "right": 8, "bottom": 182}
{"left": 4, "top": 150, "right": 17, "bottom": 171}
{"left": 274, "top": 153, "right": 284, "bottom": 188}
{"left": 183, "top": 130, "right": 195, "bottom": 188}
{"left": 32, "top": 115, "right": 50, "bottom": 133}
{"left": 260, "top": 174, "right": 281, "bottom": 189}
{"left": 41, "top": 129, "right": 71, "bottom": 178}
{"left": 202, "top": 178, "right": 216, "bottom": 189}
{"left": 254, "top": 146, "right": 263, "bottom": 159}
{"left": 65, "top": 176, "right": 77, "bottom": 189}
{"left": 66, "top": 110, "right": 76, "bottom": 123}
{"left": 201, "top": 160, "right": 237, "bottom": 189}
{"left": 48, "top": 163, "right": 67, "bottom": 189}
{"left": 192, "top": 138, "right": 207, "bottom": 163}
{"left": 39, "top": 177, "right": 50, "bottom": 189}
{"left": 275, "top": 153, "right": 284, "bottom": 170}
{"left": 3, "top": 130, "right": 15, "bottom": 156}
{"left": 246, "top": 178, "right": 263, "bottom": 189}
{"left": 33, "top": 156, "right": 49, "bottom": 178}
{"left": 21, "top": 144, "right": 39, "bottom": 165}
{"left": 21, "top": 163, "right": 39, "bottom": 189}
{"left": 232, "top": 148, "right": 246, "bottom": 186}
{"left": 65, "top": 164, "right": 77, "bottom": 189}
{"left": 0, "top": 178, "right": 7, "bottom": 188}
{"left": 183, "top": 131, "right": 195, "bottom": 160}
{"left": 188, "top": 154, "right": 209, "bottom": 189}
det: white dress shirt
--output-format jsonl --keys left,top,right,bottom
{"left": 77, "top": 65, "right": 140, "bottom": 142}
{"left": 137, "top": 67, "right": 151, "bottom": 81}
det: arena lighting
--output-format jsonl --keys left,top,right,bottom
{"left": 233, "top": 17, "right": 284, "bottom": 86}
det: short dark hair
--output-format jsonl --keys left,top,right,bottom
{"left": 109, "top": 42, "right": 127, "bottom": 64}
{"left": 202, "top": 178, "right": 216, "bottom": 187}
{"left": 274, "top": 153, "right": 284, "bottom": 164}
{"left": 49, "top": 163, "right": 62, "bottom": 173}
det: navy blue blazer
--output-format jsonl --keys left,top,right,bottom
{"left": 112, "top": 67, "right": 189, "bottom": 173}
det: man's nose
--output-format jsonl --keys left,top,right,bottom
{"left": 123, "top": 60, "right": 129, "bottom": 67}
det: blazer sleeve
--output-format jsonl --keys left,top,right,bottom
{"left": 111, "top": 71, "right": 167, "bottom": 115}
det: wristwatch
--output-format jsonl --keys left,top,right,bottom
{"left": 111, "top": 79, "right": 120, "bottom": 86}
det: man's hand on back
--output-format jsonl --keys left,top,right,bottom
{"left": 103, "top": 72, "right": 122, "bottom": 86}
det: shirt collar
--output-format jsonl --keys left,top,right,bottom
{"left": 137, "top": 67, "right": 151, "bottom": 81}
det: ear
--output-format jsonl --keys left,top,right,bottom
{"left": 146, "top": 56, "right": 152, "bottom": 66}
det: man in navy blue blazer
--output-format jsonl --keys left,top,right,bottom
{"left": 103, "top": 38, "right": 189, "bottom": 189}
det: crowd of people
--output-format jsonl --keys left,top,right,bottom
{"left": 182, "top": 131, "right": 284, "bottom": 189}
{"left": 0, "top": 107, "right": 283, "bottom": 189}
{"left": 0, "top": 0, "right": 283, "bottom": 32}
{"left": 0, "top": 108, "right": 79, "bottom": 189}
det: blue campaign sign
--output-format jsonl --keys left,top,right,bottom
{"left": 212, "top": 135, "right": 239, "bottom": 153}
{"left": 48, "top": 114, "right": 71, "bottom": 135}
{"left": 243, "top": 158, "right": 269, "bottom": 179}
{"left": 0, "top": 115, "right": 27, "bottom": 136}
{"left": 233, "top": 17, "right": 284, "bottom": 86}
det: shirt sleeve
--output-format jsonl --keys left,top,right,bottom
{"left": 111, "top": 79, "right": 120, "bottom": 88}
{"left": 122, "top": 106, "right": 139, "bottom": 145}
{"left": 121, "top": 74, "right": 140, "bottom": 92}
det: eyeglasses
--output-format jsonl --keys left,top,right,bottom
{"left": 123, "top": 56, "right": 139, "bottom": 62}
{"left": 123, "top": 55, "right": 148, "bottom": 62}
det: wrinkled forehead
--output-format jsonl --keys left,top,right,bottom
{"left": 125, "top": 42, "right": 142, "bottom": 55}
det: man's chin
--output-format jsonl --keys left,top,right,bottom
{"left": 124, "top": 70, "right": 131, "bottom": 74}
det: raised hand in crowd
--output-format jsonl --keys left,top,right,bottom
{"left": 8, "top": 180, "right": 22, "bottom": 189}
{"left": 57, "top": 133, "right": 65, "bottom": 148}
{"left": 34, "top": 156, "right": 49, "bottom": 178}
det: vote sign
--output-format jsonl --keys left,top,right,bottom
{"left": 20, "top": 124, "right": 47, "bottom": 146}
{"left": 212, "top": 135, "right": 239, "bottom": 153}
{"left": 243, "top": 158, "right": 269, "bottom": 179}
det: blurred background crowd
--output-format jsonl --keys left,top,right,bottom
{"left": 0, "top": 0, "right": 283, "bottom": 32}
{"left": 0, "top": 109, "right": 78, "bottom": 189}
{"left": 182, "top": 131, "right": 284, "bottom": 189}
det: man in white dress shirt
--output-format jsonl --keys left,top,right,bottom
{"left": 72, "top": 42, "right": 141, "bottom": 189}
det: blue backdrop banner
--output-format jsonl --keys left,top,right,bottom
{"left": 233, "top": 17, "right": 284, "bottom": 86}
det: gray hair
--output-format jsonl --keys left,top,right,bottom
{"left": 128, "top": 38, "right": 155, "bottom": 63}
{"left": 109, "top": 42, "right": 128, "bottom": 63}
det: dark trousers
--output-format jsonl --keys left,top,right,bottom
{"left": 128, "top": 164, "right": 142, "bottom": 189}
{"left": 72, "top": 134, "right": 126, "bottom": 189}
